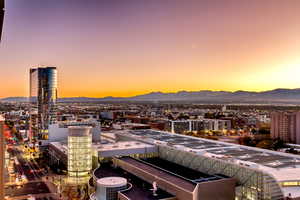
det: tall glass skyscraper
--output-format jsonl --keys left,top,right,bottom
{"left": 30, "top": 67, "right": 58, "bottom": 140}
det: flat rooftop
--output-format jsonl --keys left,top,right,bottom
{"left": 94, "top": 163, "right": 174, "bottom": 200}
{"left": 116, "top": 129, "right": 300, "bottom": 182}
{"left": 50, "top": 140, "right": 156, "bottom": 158}
{"left": 141, "top": 157, "right": 228, "bottom": 184}
{"left": 93, "top": 141, "right": 154, "bottom": 152}
{"left": 94, "top": 141, "right": 157, "bottom": 157}
{"left": 119, "top": 156, "right": 196, "bottom": 192}
{"left": 126, "top": 129, "right": 230, "bottom": 150}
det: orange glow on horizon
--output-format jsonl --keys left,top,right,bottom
{"left": 1, "top": 1, "right": 300, "bottom": 98}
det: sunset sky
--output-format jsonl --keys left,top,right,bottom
{"left": 1, "top": 0, "right": 300, "bottom": 98}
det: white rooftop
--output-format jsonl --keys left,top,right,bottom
{"left": 50, "top": 140, "right": 156, "bottom": 158}
{"left": 97, "top": 177, "right": 127, "bottom": 188}
{"left": 93, "top": 141, "right": 153, "bottom": 151}
{"left": 117, "top": 129, "right": 300, "bottom": 183}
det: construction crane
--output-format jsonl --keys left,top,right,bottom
{"left": 0, "top": 0, "right": 4, "bottom": 41}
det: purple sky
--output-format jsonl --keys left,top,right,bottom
{"left": 1, "top": 0, "right": 300, "bottom": 97}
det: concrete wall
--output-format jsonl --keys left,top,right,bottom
{"left": 48, "top": 123, "right": 101, "bottom": 142}
{"left": 48, "top": 124, "right": 68, "bottom": 142}
{"left": 98, "top": 146, "right": 157, "bottom": 158}
{"left": 194, "top": 178, "right": 236, "bottom": 200}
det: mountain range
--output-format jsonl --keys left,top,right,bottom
{"left": 2, "top": 88, "right": 300, "bottom": 104}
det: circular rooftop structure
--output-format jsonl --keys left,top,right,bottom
{"left": 97, "top": 177, "right": 127, "bottom": 188}
{"left": 95, "top": 177, "right": 127, "bottom": 200}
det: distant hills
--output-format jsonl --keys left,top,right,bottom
{"left": 1, "top": 97, "right": 29, "bottom": 102}
{"left": 2, "top": 88, "right": 300, "bottom": 104}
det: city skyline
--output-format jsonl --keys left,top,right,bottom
{"left": 1, "top": 0, "right": 300, "bottom": 98}
{"left": 3, "top": 1, "right": 300, "bottom": 199}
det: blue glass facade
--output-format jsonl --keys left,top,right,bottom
{"left": 30, "top": 67, "right": 57, "bottom": 139}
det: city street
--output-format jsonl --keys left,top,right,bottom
{"left": 5, "top": 146, "right": 59, "bottom": 200}
{"left": 5, "top": 181, "right": 50, "bottom": 197}
{"left": 10, "top": 147, "right": 44, "bottom": 181}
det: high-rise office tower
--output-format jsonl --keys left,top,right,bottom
{"left": 271, "top": 111, "right": 300, "bottom": 144}
{"left": 0, "top": 115, "right": 5, "bottom": 200}
{"left": 0, "top": 0, "right": 4, "bottom": 41}
{"left": 30, "top": 67, "right": 58, "bottom": 140}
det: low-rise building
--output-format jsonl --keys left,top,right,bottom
{"left": 116, "top": 129, "right": 300, "bottom": 200}
{"left": 166, "top": 119, "right": 231, "bottom": 134}
{"left": 47, "top": 120, "right": 101, "bottom": 143}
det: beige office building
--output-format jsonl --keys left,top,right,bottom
{"left": 271, "top": 112, "right": 300, "bottom": 144}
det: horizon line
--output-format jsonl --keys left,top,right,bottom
{"left": 1, "top": 87, "right": 300, "bottom": 99}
